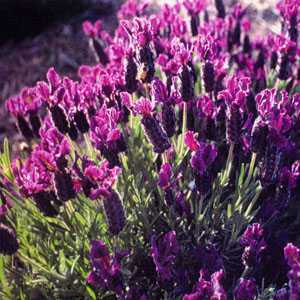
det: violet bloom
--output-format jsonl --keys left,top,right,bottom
{"left": 102, "top": 189, "right": 126, "bottom": 236}
{"left": 159, "top": 163, "right": 175, "bottom": 206}
{"left": 151, "top": 231, "right": 179, "bottom": 282}
{"left": 0, "top": 223, "right": 19, "bottom": 255}
{"left": 183, "top": 0, "right": 207, "bottom": 36}
{"left": 87, "top": 240, "right": 124, "bottom": 296}
{"left": 185, "top": 131, "right": 217, "bottom": 194}
{"left": 122, "top": 18, "right": 155, "bottom": 83}
{"left": 234, "top": 278, "right": 257, "bottom": 300}
{"left": 183, "top": 269, "right": 227, "bottom": 300}
{"left": 83, "top": 160, "right": 121, "bottom": 200}
{"left": 277, "top": 0, "right": 299, "bottom": 42}
{"left": 240, "top": 223, "right": 266, "bottom": 270}
{"left": 170, "top": 39, "right": 194, "bottom": 102}
{"left": 218, "top": 76, "right": 251, "bottom": 145}
{"left": 135, "top": 97, "right": 171, "bottom": 153}
{"left": 151, "top": 78, "right": 176, "bottom": 138}
{"left": 90, "top": 105, "right": 126, "bottom": 167}
{"left": 124, "top": 50, "right": 138, "bottom": 93}
{"left": 82, "top": 20, "right": 109, "bottom": 65}
{"left": 6, "top": 87, "right": 42, "bottom": 139}
{"left": 284, "top": 243, "right": 300, "bottom": 298}
{"left": 12, "top": 154, "right": 53, "bottom": 197}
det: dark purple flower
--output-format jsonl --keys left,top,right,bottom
{"left": 74, "top": 110, "right": 90, "bottom": 133}
{"left": 83, "top": 160, "right": 121, "bottom": 200}
{"left": 54, "top": 170, "right": 76, "bottom": 202}
{"left": 87, "top": 239, "right": 124, "bottom": 295}
{"left": 190, "top": 142, "right": 218, "bottom": 175}
{"left": 0, "top": 223, "right": 19, "bottom": 255}
{"left": 284, "top": 243, "right": 300, "bottom": 298}
{"left": 203, "top": 61, "right": 215, "bottom": 93}
{"left": 183, "top": 269, "right": 227, "bottom": 300}
{"left": 124, "top": 53, "right": 138, "bottom": 93}
{"left": 151, "top": 231, "right": 179, "bottom": 282}
{"left": 136, "top": 98, "right": 171, "bottom": 153}
{"left": 240, "top": 223, "right": 266, "bottom": 269}
{"left": 103, "top": 190, "right": 126, "bottom": 236}
{"left": 159, "top": 163, "right": 172, "bottom": 190}
{"left": 178, "top": 64, "right": 194, "bottom": 102}
{"left": 234, "top": 278, "right": 257, "bottom": 300}
{"left": 215, "top": 0, "right": 226, "bottom": 18}
{"left": 32, "top": 191, "right": 60, "bottom": 217}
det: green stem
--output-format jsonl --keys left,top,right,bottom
{"left": 244, "top": 152, "right": 257, "bottom": 189}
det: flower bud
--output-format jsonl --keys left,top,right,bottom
{"left": 203, "top": 61, "right": 215, "bottom": 93}
{"left": 161, "top": 103, "right": 176, "bottom": 138}
{"left": 250, "top": 119, "right": 268, "bottom": 154}
{"left": 29, "top": 112, "right": 41, "bottom": 138}
{"left": 103, "top": 190, "right": 126, "bottom": 236}
{"left": 215, "top": 0, "right": 226, "bottom": 18}
{"left": 50, "top": 105, "right": 69, "bottom": 134}
{"left": 0, "top": 223, "right": 19, "bottom": 255}
{"left": 137, "top": 46, "right": 155, "bottom": 83}
{"left": 74, "top": 110, "right": 90, "bottom": 133}
{"left": 179, "top": 65, "right": 194, "bottom": 102}
{"left": 243, "top": 35, "right": 251, "bottom": 54}
{"left": 17, "top": 115, "right": 34, "bottom": 140}
{"left": 194, "top": 171, "right": 211, "bottom": 195}
{"left": 226, "top": 104, "right": 241, "bottom": 144}
{"left": 190, "top": 15, "right": 200, "bottom": 36}
{"left": 32, "top": 191, "right": 60, "bottom": 217}
{"left": 270, "top": 51, "right": 278, "bottom": 70}
{"left": 68, "top": 121, "right": 78, "bottom": 141}
{"left": 54, "top": 170, "right": 76, "bottom": 202}
{"left": 278, "top": 54, "right": 291, "bottom": 80}
{"left": 141, "top": 115, "right": 171, "bottom": 153}
{"left": 100, "top": 146, "right": 121, "bottom": 168}
{"left": 124, "top": 55, "right": 138, "bottom": 93}
{"left": 232, "top": 22, "right": 241, "bottom": 46}
{"left": 90, "top": 38, "right": 109, "bottom": 65}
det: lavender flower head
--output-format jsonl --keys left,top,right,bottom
{"left": 240, "top": 223, "right": 266, "bottom": 269}
{"left": 183, "top": 269, "right": 227, "bottom": 300}
{"left": 87, "top": 240, "right": 124, "bottom": 295}
{"left": 135, "top": 97, "right": 171, "bottom": 153}
{"left": 284, "top": 243, "right": 300, "bottom": 298}
{"left": 234, "top": 278, "right": 257, "bottom": 300}
{"left": 151, "top": 230, "right": 179, "bottom": 282}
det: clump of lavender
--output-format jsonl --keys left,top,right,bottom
{"left": 3, "top": 0, "right": 300, "bottom": 298}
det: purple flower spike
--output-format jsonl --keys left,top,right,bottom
{"left": 46, "top": 67, "right": 61, "bottom": 93}
{"left": 234, "top": 278, "right": 257, "bottom": 300}
{"left": 190, "top": 142, "right": 218, "bottom": 175}
{"left": 240, "top": 223, "right": 266, "bottom": 269}
{"left": 159, "top": 163, "right": 173, "bottom": 190}
{"left": 183, "top": 269, "right": 227, "bottom": 300}
{"left": 151, "top": 231, "right": 179, "bottom": 282}
{"left": 151, "top": 78, "right": 168, "bottom": 103}
{"left": 284, "top": 243, "right": 300, "bottom": 298}
{"left": 87, "top": 239, "right": 124, "bottom": 295}
{"left": 103, "top": 190, "right": 126, "bottom": 236}
{"left": 136, "top": 98, "right": 171, "bottom": 153}
{"left": 0, "top": 223, "right": 19, "bottom": 255}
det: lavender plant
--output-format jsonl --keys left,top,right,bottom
{"left": 1, "top": 0, "right": 300, "bottom": 298}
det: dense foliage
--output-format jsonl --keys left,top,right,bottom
{"left": 1, "top": 0, "right": 300, "bottom": 299}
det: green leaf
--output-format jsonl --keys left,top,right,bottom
{"left": 86, "top": 285, "right": 97, "bottom": 300}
